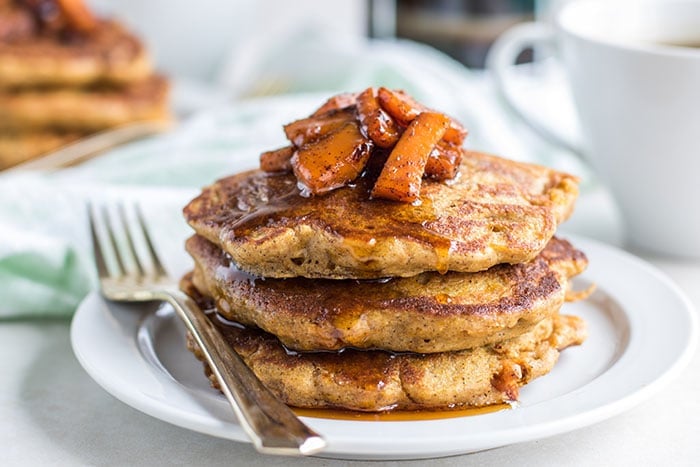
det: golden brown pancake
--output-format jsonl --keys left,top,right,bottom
{"left": 184, "top": 150, "right": 579, "bottom": 279}
{"left": 0, "top": 18, "right": 151, "bottom": 88}
{"left": 0, "top": 74, "right": 170, "bottom": 131}
{"left": 187, "top": 234, "right": 588, "bottom": 353}
{"left": 182, "top": 274, "right": 587, "bottom": 411}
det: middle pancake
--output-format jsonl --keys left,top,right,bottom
{"left": 187, "top": 235, "right": 587, "bottom": 353}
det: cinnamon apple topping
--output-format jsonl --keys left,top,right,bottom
{"left": 17, "top": 0, "right": 97, "bottom": 35}
{"left": 259, "top": 87, "right": 468, "bottom": 203}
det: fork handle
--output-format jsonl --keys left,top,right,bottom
{"left": 159, "top": 288, "right": 326, "bottom": 456}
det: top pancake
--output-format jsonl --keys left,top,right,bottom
{"left": 0, "top": 16, "right": 151, "bottom": 88}
{"left": 184, "top": 150, "right": 579, "bottom": 279}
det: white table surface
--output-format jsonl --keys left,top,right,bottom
{"left": 2, "top": 185, "right": 699, "bottom": 466}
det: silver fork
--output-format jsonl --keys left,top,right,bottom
{"left": 87, "top": 204, "right": 325, "bottom": 456}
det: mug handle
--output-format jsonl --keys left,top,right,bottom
{"left": 486, "top": 22, "right": 583, "bottom": 157}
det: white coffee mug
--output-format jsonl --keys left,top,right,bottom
{"left": 487, "top": 0, "right": 700, "bottom": 259}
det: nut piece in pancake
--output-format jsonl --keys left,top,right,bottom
{"left": 182, "top": 275, "right": 587, "bottom": 411}
{"left": 0, "top": 74, "right": 170, "bottom": 131}
{"left": 0, "top": 19, "right": 151, "bottom": 88}
{"left": 187, "top": 235, "right": 588, "bottom": 353}
{"left": 184, "top": 150, "right": 579, "bottom": 279}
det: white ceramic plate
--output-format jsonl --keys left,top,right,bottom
{"left": 71, "top": 235, "right": 697, "bottom": 460}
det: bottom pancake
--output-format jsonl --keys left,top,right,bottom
{"left": 0, "top": 130, "right": 84, "bottom": 169}
{"left": 182, "top": 274, "right": 586, "bottom": 412}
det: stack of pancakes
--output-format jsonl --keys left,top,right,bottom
{"left": 181, "top": 147, "right": 589, "bottom": 412}
{"left": 0, "top": 0, "right": 170, "bottom": 169}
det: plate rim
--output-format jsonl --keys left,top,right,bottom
{"left": 70, "top": 234, "right": 699, "bottom": 459}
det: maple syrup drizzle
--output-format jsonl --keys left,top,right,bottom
{"left": 293, "top": 403, "right": 513, "bottom": 422}
{"left": 200, "top": 298, "right": 517, "bottom": 422}
{"left": 222, "top": 170, "right": 455, "bottom": 275}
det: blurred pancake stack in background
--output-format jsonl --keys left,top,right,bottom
{"left": 0, "top": 0, "right": 170, "bottom": 169}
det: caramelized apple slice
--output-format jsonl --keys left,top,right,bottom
{"left": 311, "top": 92, "right": 359, "bottom": 117}
{"left": 292, "top": 122, "right": 373, "bottom": 195}
{"left": 57, "top": 0, "right": 97, "bottom": 33}
{"left": 442, "top": 121, "right": 468, "bottom": 146}
{"left": 377, "top": 87, "right": 467, "bottom": 146}
{"left": 283, "top": 108, "right": 355, "bottom": 147}
{"left": 377, "top": 87, "right": 421, "bottom": 126}
{"left": 371, "top": 112, "right": 450, "bottom": 203}
{"left": 260, "top": 146, "right": 294, "bottom": 172}
{"left": 356, "top": 87, "right": 401, "bottom": 148}
{"left": 424, "top": 141, "right": 463, "bottom": 180}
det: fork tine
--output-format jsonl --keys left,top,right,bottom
{"left": 102, "top": 205, "right": 127, "bottom": 277}
{"left": 135, "top": 205, "right": 168, "bottom": 277}
{"left": 118, "top": 204, "right": 146, "bottom": 277}
{"left": 87, "top": 203, "right": 109, "bottom": 279}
